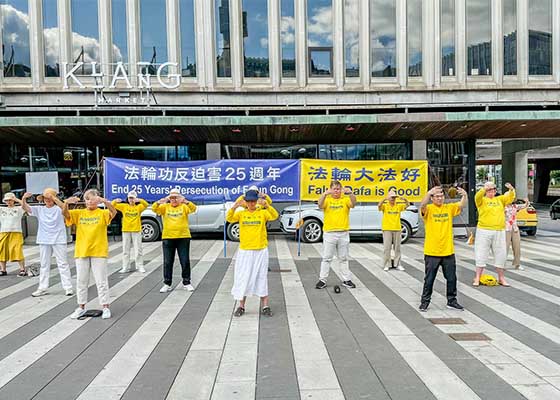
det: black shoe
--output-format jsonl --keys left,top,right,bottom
{"left": 315, "top": 280, "right": 327, "bottom": 289}
{"left": 342, "top": 280, "right": 356, "bottom": 289}
{"left": 234, "top": 307, "right": 245, "bottom": 317}
{"left": 261, "top": 306, "right": 273, "bottom": 317}
{"left": 419, "top": 302, "right": 429, "bottom": 312}
{"left": 447, "top": 300, "right": 464, "bottom": 311}
{"left": 0, "top": 271, "right": 7, "bottom": 276}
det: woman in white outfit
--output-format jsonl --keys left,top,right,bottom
{"left": 21, "top": 189, "right": 74, "bottom": 297}
{"left": 0, "top": 192, "right": 27, "bottom": 276}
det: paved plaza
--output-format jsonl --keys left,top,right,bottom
{"left": 1, "top": 233, "right": 560, "bottom": 400}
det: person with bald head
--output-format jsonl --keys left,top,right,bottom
{"left": 22, "top": 189, "right": 74, "bottom": 297}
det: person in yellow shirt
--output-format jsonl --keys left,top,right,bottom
{"left": 63, "top": 189, "right": 117, "bottom": 319}
{"left": 473, "top": 181, "right": 516, "bottom": 287}
{"left": 234, "top": 185, "right": 272, "bottom": 209}
{"left": 112, "top": 191, "right": 148, "bottom": 273}
{"left": 418, "top": 185, "right": 467, "bottom": 312}
{"left": 315, "top": 180, "right": 357, "bottom": 290}
{"left": 226, "top": 189, "right": 278, "bottom": 317}
{"left": 378, "top": 190, "right": 410, "bottom": 271}
{"left": 152, "top": 188, "right": 197, "bottom": 293}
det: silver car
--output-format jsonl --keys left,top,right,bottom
{"left": 279, "top": 202, "right": 419, "bottom": 243}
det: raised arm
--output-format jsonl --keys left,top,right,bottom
{"left": 226, "top": 199, "right": 243, "bottom": 223}
{"left": 318, "top": 189, "right": 331, "bottom": 209}
{"left": 420, "top": 186, "right": 440, "bottom": 215}
{"left": 377, "top": 197, "right": 387, "bottom": 211}
{"left": 457, "top": 187, "right": 468, "bottom": 211}
{"left": 62, "top": 196, "right": 80, "bottom": 220}
{"left": 100, "top": 197, "right": 117, "bottom": 220}
{"left": 501, "top": 183, "right": 516, "bottom": 205}
{"left": 343, "top": 187, "right": 357, "bottom": 208}
{"left": 399, "top": 196, "right": 411, "bottom": 208}
{"left": 182, "top": 197, "right": 197, "bottom": 213}
{"left": 21, "top": 192, "right": 33, "bottom": 214}
{"left": 258, "top": 198, "right": 279, "bottom": 221}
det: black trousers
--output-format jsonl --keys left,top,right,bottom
{"left": 420, "top": 255, "right": 457, "bottom": 304}
{"left": 162, "top": 238, "right": 191, "bottom": 286}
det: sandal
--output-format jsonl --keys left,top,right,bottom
{"left": 472, "top": 280, "right": 480, "bottom": 287}
{"left": 498, "top": 281, "right": 510, "bottom": 287}
{"left": 261, "top": 307, "right": 273, "bottom": 317}
{"left": 17, "top": 270, "right": 27, "bottom": 277}
{"left": 234, "top": 307, "right": 245, "bottom": 317}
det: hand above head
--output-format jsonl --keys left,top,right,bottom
{"left": 22, "top": 192, "right": 33, "bottom": 200}
{"left": 324, "top": 188, "right": 333, "bottom": 195}
{"left": 457, "top": 187, "right": 467, "bottom": 197}
{"left": 157, "top": 197, "right": 168, "bottom": 204}
{"left": 428, "top": 186, "right": 442, "bottom": 196}
{"left": 65, "top": 196, "right": 80, "bottom": 205}
{"left": 257, "top": 198, "right": 267, "bottom": 207}
{"left": 387, "top": 189, "right": 397, "bottom": 199}
{"left": 505, "top": 182, "right": 514, "bottom": 190}
{"left": 484, "top": 182, "right": 495, "bottom": 190}
{"left": 343, "top": 187, "right": 353, "bottom": 195}
{"left": 114, "top": 198, "right": 123, "bottom": 203}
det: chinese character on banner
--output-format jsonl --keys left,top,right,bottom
{"left": 191, "top": 167, "right": 206, "bottom": 181}
{"left": 250, "top": 167, "right": 264, "bottom": 181}
{"left": 266, "top": 167, "right": 281, "bottom": 181}
{"left": 354, "top": 167, "right": 374, "bottom": 182}
{"left": 124, "top": 165, "right": 140, "bottom": 180}
{"left": 158, "top": 167, "right": 174, "bottom": 181}
{"left": 141, "top": 167, "right": 157, "bottom": 181}
{"left": 175, "top": 168, "right": 190, "bottom": 182}
{"left": 307, "top": 166, "right": 328, "bottom": 181}
{"left": 207, "top": 167, "right": 222, "bottom": 181}
{"left": 332, "top": 167, "right": 352, "bottom": 181}
{"left": 401, "top": 168, "right": 420, "bottom": 182}
{"left": 377, "top": 168, "right": 397, "bottom": 182}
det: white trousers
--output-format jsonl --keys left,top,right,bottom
{"left": 382, "top": 230, "right": 401, "bottom": 269}
{"left": 75, "top": 257, "right": 110, "bottom": 306}
{"left": 320, "top": 231, "right": 352, "bottom": 282}
{"left": 122, "top": 231, "right": 143, "bottom": 270}
{"left": 231, "top": 248, "right": 269, "bottom": 300}
{"left": 475, "top": 228, "right": 507, "bottom": 268}
{"left": 38, "top": 244, "right": 72, "bottom": 290}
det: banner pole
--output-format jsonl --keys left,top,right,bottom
{"left": 297, "top": 200, "right": 302, "bottom": 257}
{"left": 223, "top": 196, "right": 227, "bottom": 258}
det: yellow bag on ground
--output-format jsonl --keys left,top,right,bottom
{"left": 479, "top": 274, "right": 499, "bottom": 286}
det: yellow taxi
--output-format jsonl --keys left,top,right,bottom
{"left": 514, "top": 199, "right": 538, "bottom": 236}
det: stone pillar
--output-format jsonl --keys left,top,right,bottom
{"left": 412, "top": 140, "right": 427, "bottom": 160}
{"left": 514, "top": 151, "right": 528, "bottom": 199}
{"left": 206, "top": 143, "right": 221, "bottom": 160}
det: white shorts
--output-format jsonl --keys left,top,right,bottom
{"left": 231, "top": 248, "right": 269, "bottom": 300}
{"left": 475, "top": 228, "right": 507, "bottom": 268}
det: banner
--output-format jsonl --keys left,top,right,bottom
{"left": 300, "top": 159, "right": 428, "bottom": 202}
{"left": 104, "top": 158, "right": 300, "bottom": 202}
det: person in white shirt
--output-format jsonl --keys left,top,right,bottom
{"left": 0, "top": 192, "right": 27, "bottom": 276}
{"left": 22, "top": 189, "right": 74, "bottom": 297}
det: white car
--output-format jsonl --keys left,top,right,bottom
{"left": 280, "top": 202, "right": 419, "bottom": 243}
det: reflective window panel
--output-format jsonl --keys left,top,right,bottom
{"left": 140, "top": 0, "right": 168, "bottom": 75}
{"left": 529, "top": 0, "right": 552, "bottom": 75}
{"left": 440, "top": 0, "right": 455, "bottom": 76}
{"left": 71, "top": 0, "right": 100, "bottom": 75}
{"left": 2, "top": 0, "right": 32, "bottom": 77}
{"left": 280, "top": 0, "right": 296, "bottom": 78}
{"left": 215, "top": 0, "right": 232, "bottom": 77}
{"left": 308, "top": 0, "right": 333, "bottom": 77}
{"left": 180, "top": 0, "right": 197, "bottom": 77}
{"left": 344, "top": 0, "right": 359, "bottom": 77}
{"left": 242, "top": 0, "right": 269, "bottom": 78}
{"left": 466, "top": 0, "right": 492, "bottom": 76}
{"left": 503, "top": 0, "right": 517, "bottom": 75}
{"left": 407, "top": 0, "right": 422, "bottom": 77}
{"left": 43, "top": 0, "right": 59, "bottom": 77}
{"left": 111, "top": 0, "right": 128, "bottom": 69}
{"left": 370, "top": 0, "right": 396, "bottom": 78}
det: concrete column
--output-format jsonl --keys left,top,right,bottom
{"left": 333, "top": 0, "right": 344, "bottom": 89}
{"left": 269, "top": 0, "right": 281, "bottom": 89}
{"left": 553, "top": 0, "right": 560, "bottom": 83}
{"left": 198, "top": 0, "right": 215, "bottom": 90}
{"left": 206, "top": 143, "right": 222, "bottom": 160}
{"left": 412, "top": 140, "right": 427, "bottom": 160}
{"left": 98, "top": 0, "right": 112, "bottom": 87}
{"left": 58, "top": 0, "right": 72, "bottom": 66}
{"left": 492, "top": 0, "right": 503, "bottom": 85}
{"left": 230, "top": 0, "right": 243, "bottom": 89}
{"left": 518, "top": 0, "right": 528, "bottom": 85}
{"left": 126, "top": 0, "right": 140, "bottom": 85}
{"left": 167, "top": 0, "right": 181, "bottom": 78}
{"left": 29, "top": 0, "right": 42, "bottom": 89}
{"left": 359, "top": 0, "right": 370, "bottom": 89}
{"left": 423, "top": 0, "right": 435, "bottom": 87}
{"left": 295, "top": 0, "right": 307, "bottom": 87}
{"left": 514, "top": 151, "right": 529, "bottom": 199}
{"left": 433, "top": 0, "right": 441, "bottom": 87}
{"left": 456, "top": 0, "right": 466, "bottom": 85}
{"left": 396, "top": 0, "right": 407, "bottom": 87}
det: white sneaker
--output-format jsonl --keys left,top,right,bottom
{"left": 70, "top": 307, "right": 86, "bottom": 319}
{"left": 515, "top": 265, "right": 525, "bottom": 271}
{"left": 65, "top": 288, "right": 74, "bottom": 296}
{"left": 183, "top": 283, "right": 195, "bottom": 292}
{"left": 160, "top": 284, "right": 173, "bottom": 293}
{"left": 102, "top": 308, "right": 111, "bottom": 319}
{"left": 31, "top": 289, "right": 48, "bottom": 297}
{"left": 119, "top": 267, "right": 129, "bottom": 273}
{"left": 138, "top": 266, "right": 146, "bottom": 273}
{"left": 396, "top": 266, "right": 405, "bottom": 271}
{"left": 383, "top": 266, "right": 390, "bottom": 271}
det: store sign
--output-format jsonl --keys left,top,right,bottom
{"left": 104, "top": 158, "right": 301, "bottom": 202}
{"left": 299, "top": 159, "right": 428, "bottom": 202}
{"left": 62, "top": 62, "right": 181, "bottom": 90}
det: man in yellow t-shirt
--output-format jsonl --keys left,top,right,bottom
{"left": 63, "top": 189, "right": 117, "bottom": 320}
{"left": 112, "top": 191, "right": 149, "bottom": 273}
{"left": 316, "top": 180, "right": 357, "bottom": 290}
{"left": 378, "top": 190, "right": 410, "bottom": 271}
{"left": 152, "top": 188, "right": 197, "bottom": 293}
{"left": 226, "top": 189, "right": 278, "bottom": 317}
{"left": 418, "top": 185, "right": 467, "bottom": 312}
{"left": 473, "top": 181, "right": 516, "bottom": 287}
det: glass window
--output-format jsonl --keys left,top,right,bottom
{"left": 407, "top": 0, "right": 422, "bottom": 77}
{"left": 319, "top": 143, "right": 411, "bottom": 160}
{"left": 242, "top": 0, "right": 269, "bottom": 78}
{"left": 503, "top": 0, "right": 516, "bottom": 76}
{"left": 140, "top": 0, "right": 168, "bottom": 75}
{"left": 440, "top": 0, "right": 455, "bottom": 77}
{"left": 344, "top": 0, "right": 359, "bottom": 77}
{"left": 179, "top": 0, "right": 196, "bottom": 77}
{"left": 307, "top": 0, "right": 333, "bottom": 77}
{"left": 529, "top": 0, "right": 552, "bottom": 75}
{"left": 71, "top": 0, "right": 100, "bottom": 75}
{"left": 43, "top": 0, "right": 59, "bottom": 77}
{"left": 1, "top": 0, "right": 31, "bottom": 77}
{"left": 215, "top": 0, "right": 231, "bottom": 77}
{"left": 466, "top": 0, "right": 491, "bottom": 76}
{"left": 280, "top": 0, "right": 296, "bottom": 78}
{"left": 111, "top": 0, "right": 128, "bottom": 69}
{"left": 370, "top": 0, "right": 396, "bottom": 78}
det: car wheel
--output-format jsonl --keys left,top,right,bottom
{"left": 526, "top": 227, "right": 537, "bottom": 236}
{"left": 227, "top": 223, "right": 240, "bottom": 241}
{"left": 301, "top": 219, "right": 323, "bottom": 243}
{"left": 400, "top": 221, "right": 412, "bottom": 244}
{"left": 141, "top": 219, "right": 160, "bottom": 242}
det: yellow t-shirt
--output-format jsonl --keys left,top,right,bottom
{"left": 67, "top": 208, "right": 112, "bottom": 258}
{"left": 152, "top": 202, "right": 197, "bottom": 239}
{"left": 475, "top": 189, "right": 515, "bottom": 230}
{"left": 113, "top": 199, "right": 148, "bottom": 232}
{"left": 380, "top": 203, "right": 407, "bottom": 231}
{"left": 234, "top": 194, "right": 272, "bottom": 209}
{"left": 423, "top": 202, "right": 461, "bottom": 257}
{"left": 322, "top": 196, "right": 353, "bottom": 232}
{"left": 226, "top": 206, "right": 279, "bottom": 250}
